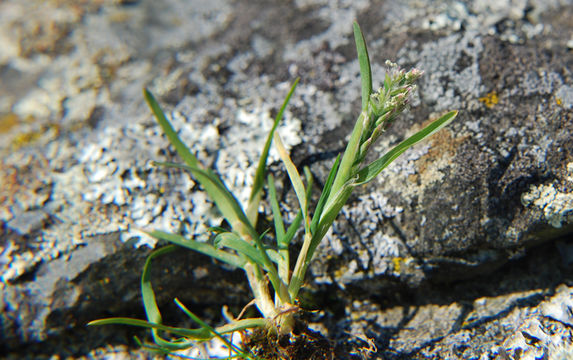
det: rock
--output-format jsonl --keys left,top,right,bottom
{"left": 0, "top": 0, "right": 571, "bottom": 358}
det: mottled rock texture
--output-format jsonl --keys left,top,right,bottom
{"left": 1, "top": 0, "right": 572, "bottom": 359}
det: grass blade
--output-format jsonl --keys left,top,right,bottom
{"left": 146, "top": 91, "right": 288, "bottom": 306}
{"left": 145, "top": 91, "right": 258, "bottom": 241}
{"left": 175, "top": 298, "right": 256, "bottom": 359}
{"left": 323, "top": 111, "right": 365, "bottom": 214}
{"left": 321, "top": 22, "right": 371, "bottom": 215}
{"left": 273, "top": 132, "right": 309, "bottom": 234}
{"left": 303, "top": 166, "right": 314, "bottom": 203}
{"left": 214, "top": 232, "right": 268, "bottom": 268}
{"left": 289, "top": 178, "right": 355, "bottom": 299}
{"left": 146, "top": 230, "right": 246, "bottom": 269}
{"left": 268, "top": 174, "right": 290, "bottom": 283}
{"left": 356, "top": 110, "right": 458, "bottom": 184}
{"left": 133, "top": 337, "right": 171, "bottom": 356}
{"left": 144, "top": 89, "right": 200, "bottom": 169}
{"left": 152, "top": 161, "right": 259, "bottom": 242}
{"left": 90, "top": 313, "right": 268, "bottom": 352}
{"left": 267, "top": 174, "right": 286, "bottom": 244}
{"left": 265, "top": 249, "right": 283, "bottom": 264}
{"left": 314, "top": 180, "right": 355, "bottom": 244}
{"left": 88, "top": 317, "right": 212, "bottom": 340}
{"left": 353, "top": 21, "right": 372, "bottom": 111}
{"left": 310, "top": 154, "right": 340, "bottom": 234}
{"left": 246, "top": 79, "right": 300, "bottom": 225}
{"left": 141, "top": 245, "right": 197, "bottom": 350}
{"left": 283, "top": 210, "right": 302, "bottom": 246}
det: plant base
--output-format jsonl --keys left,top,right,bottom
{"left": 243, "top": 320, "right": 334, "bottom": 360}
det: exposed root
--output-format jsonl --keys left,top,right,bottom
{"left": 243, "top": 320, "right": 334, "bottom": 360}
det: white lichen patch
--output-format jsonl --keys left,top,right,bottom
{"left": 499, "top": 318, "right": 560, "bottom": 359}
{"left": 467, "top": 289, "right": 544, "bottom": 326}
{"left": 216, "top": 92, "right": 301, "bottom": 208}
{"left": 10, "top": 49, "right": 104, "bottom": 126}
{"left": 521, "top": 167, "right": 573, "bottom": 228}
{"left": 400, "top": 31, "right": 485, "bottom": 112}
{"left": 312, "top": 192, "right": 408, "bottom": 283}
{"left": 0, "top": 243, "right": 35, "bottom": 283}
{"left": 541, "top": 284, "right": 573, "bottom": 327}
{"left": 0, "top": 0, "right": 242, "bottom": 284}
{"left": 556, "top": 85, "right": 573, "bottom": 109}
{"left": 493, "top": 285, "right": 573, "bottom": 360}
{"left": 286, "top": 0, "right": 370, "bottom": 60}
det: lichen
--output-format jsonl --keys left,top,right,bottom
{"left": 478, "top": 91, "right": 499, "bottom": 108}
{"left": 555, "top": 85, "right": 573, "bottom": 109}
{"left": 521, "top": 165, "right": 573, "bottom": 228}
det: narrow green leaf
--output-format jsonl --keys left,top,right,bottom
{"left": 303, "top": 166, "right": 314, "bottom": 202}
{"left": 174, "top": 298, "right": 251, "bottom": 358}
{"left": 353, "top": 21, "right": 372, "bottom": 110}
{"left": 267, "top": 174, "right": 290, "bottom": 284}
{"left": 146, "top": 230, "right": 246, "bottom": 269}
{"left": 246, "top": 79, "right": 300, "bottom": 224}
{"left": 267, "top": 174, "right": 286, "bottom": 245}
{"left": 214, "top": 232, "right": 267, "bottom": 268}
{"left": 283, "top": 210, "right": 303, "bottom": 246}
{"left": 356, "top": 110, "right": 458, "bottom": 185}
{"left": 303, "top": 166, "right": 313, "bottom": 233}
{"left": 265, "top": 249, "right": 283, "bottom": 264}
{"left": 133, "top": 337, "right": 171, "bottom": 356}
{"left": 89, "top": 315, "right": 267, "bottom": 350}
{"left": 314, "top": 180, "right": 356, "bottom": 245}
{"left": 323, "top": 111, "right": 365, "bottom": 214}
{"left": 144, "top": 89, "right": 200, "bottom": 169}
{"left": 88, "top": 317, "right": 212, "bottom": 340}
{"left": 140, "top": 245, "right": 197, "bottom": 350}
{"left": 325, "top": 23, "right": 371, "bottom": 203}
{"left": 284, "top": 168, "right": 314, "bottom": 295}
{"left": 289, "top": 178, "right": 356, "bottom": 299}
{"left": 141, "top": 245, "right": 173, "bottom": 326}
{"left": 273, "top": 132, "right": 309, "bottom": 230}
{"left": 216, "top": 317, "right": 268, "bottom": 335}
{"left": 145, "top": 91, "right": 257, "bottom": 241}
{"left": 146, "top": 92, "right": 286, "bottom": 303}
{"left": 152, "top": 161, "right": 259, "bottom": 242}
{"left": 207, "top": 226, "right": 229, "bottom": 234}
{"left": 310, "top": 154, "right": 340, "bottom": 234}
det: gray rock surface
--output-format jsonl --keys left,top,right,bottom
{"left": 1, "top": 0, "right": 571, "bottom": 358}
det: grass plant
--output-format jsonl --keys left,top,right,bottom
{"left": 89, "top": 22, "right": 458, "bottom": 358}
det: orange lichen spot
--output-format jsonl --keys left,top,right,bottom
{"left": 0, "top": 113, "right": 20, "bottom": 134}
{"left": 479, "top": 91, "right": 499, "bottom": 108}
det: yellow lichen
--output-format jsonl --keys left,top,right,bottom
{"left": 479, "top": 91, "right": 499, "bottom": 108}
{"left": 11, "top": 124, "right": 60, "bottom": 150}
{"left": 392, "top": 257, "right": 403, "bottom": 273}
{"left": 0, "top": 113, "right": 20, "bottom": 134}
{"left": 12, "top": 132, "right": 43, "bottom": 149}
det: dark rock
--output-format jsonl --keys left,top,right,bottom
{"left": 1, "top": 0, "right": 571, "bottom": 358}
